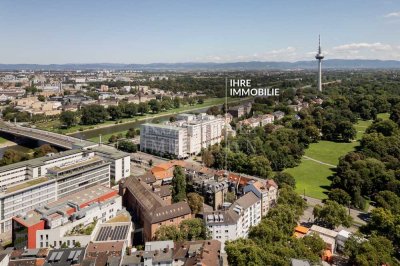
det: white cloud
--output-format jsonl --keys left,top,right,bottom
{"left": 384, "top": 12, "right": 400, "bottom": 18}
{"left": 333, "top": 42, "right": 392, "bottom": 51}
{"left": 328, "top": 42, "right": 400, "bottom": 60}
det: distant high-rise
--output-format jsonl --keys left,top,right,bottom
{"left": 315, "top": 35, "right": 324, "bottom": 92}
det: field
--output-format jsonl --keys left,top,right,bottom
{"left": 284, "top": 114, "right": 389, "bottom": 200}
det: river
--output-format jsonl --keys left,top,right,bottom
{"left": 69, "top": 106, "right": 213, "bottom": 140}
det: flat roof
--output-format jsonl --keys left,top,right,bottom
{"left": 90, "top": 145, "right": 130, "bottom": 160}
{"left": 141, "top": 123, "right": 185, "bottom": 131}
{"left": 14, "top": 185, "right": 118, "bottom": 227}
{"left": 0, "top": 149, "right": 83, "bottom": 173}
{"left": 49, "top": 156, "right": 104, "bottom": 173}
{"left": 4, "top": 177, "right": 50, "bottom": 195}
{"left": 94, "top": 222, "right": 131, "bottom": 242}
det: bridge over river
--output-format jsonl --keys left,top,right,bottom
{"left": 0, "top": 121, "right": 95, "bottom": 150}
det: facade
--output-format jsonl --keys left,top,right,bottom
{"left": 120, "top": 177, "right": 192, "bottom": 241}
{"left": 237, "top": 114, "right": 275, "bottom": 129}
{"left": 228, "top": 102, "right": 252, "bottom": 118}
{"left": 90, "top": 146, "right": 131, "bottom": 183}
{"left": 243, "top": 179, "right": 278, "bottom": 216}
{"left": 12, "top": 185, "right": 122, "bottom": 249}
{"left": 140, "top": 113, "right": 224, "bottom": 158}
{"left": 140, "top": 124, "right": 188, "bottom": 158}
{"left": 0, "top": 149, "right": 111, "bottom": 238}
{"left": 204, "top": 191, "right": 261, "bottom": 251}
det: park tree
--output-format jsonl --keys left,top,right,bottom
{"left": 277, "top": 185, "right": 306, "bottom": 216}
{"left": 201, "top": 149, "right": 214, "bottom": 167}
{"left": 361, "top": 207, "right": 400, "bottom": 245}
{"left": 206, "top": 106, "right": 220, "bottom": 116}
{"left": 117, "top": 140, "right": 137, "bottom": 153}
{"left": 327, "top": 188, "right": 351, "bottom": 206}
{"left": 107, "top": 105, "right": 123, "bottom": 120}
{"left": 154, "top": 225, "right": 182, "bottom": 241}
{"left": 125, "top": 128, "right": 136, "bottom": 139}
{"left": 148, "top": 99, "right": 161, "bottom": 113}
{"left": 248, "top": 155, "right": 272, "bottom": 179}
{"left": 187, "top": 192, "right": 204, "bottom": 214}
{"left": 337, "top": 121, "right": 356, "bottom": 142}
{"left": 108, "top": 135, "right": 118, "bottom": 143}
{"left": 124, "top": 103, "right": 138, "bottom": 117}
{"left": 173, "top": 97, "right": 180, "bottom": 108}
{"left": 374, "top": 190, "right": 400, "bottom": 214}
{"left": 273, "top": 172, "right": 296, "bottom": 188}
{"left": 179, "top": 218, "right": 208, "bottom": 240}
{"left": 81, "top": 104, "right": 108, "bottom": 125}
{"left": 138, "top": 102, "right": 149, "bottom": 114}
{"left": 366, "top": 119, "right": 398, "bottom": 137}
{"left": 37, "top": 95, "right": 45, "bottom": 102}
{"left": 390, "top": 103, "right": 400, "bottom": 125}
{"left": 345, "top": 234, "right": 397, "bottom": 266}
{"left": 0, "top": 149, "right": 30, "bottom": 166}
{"left": 60, "top": 111, "right": 77, "bottom": 128}
{"left": 313, "top": 200, "right": 353, "bottom": 229}
{"left": 34, "top": 144, "right": 57, "bottom": 158}
{"left": 154, "top": 218, "right": 207, "bottom": 241}
{"left": 172, "top": 166, "right": 186, "bottom": 203}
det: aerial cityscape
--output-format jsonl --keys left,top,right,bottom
{"left": 0, "top": 1, "right": 400, "bottom": 265}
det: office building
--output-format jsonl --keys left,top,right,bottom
{"left": 0, "top": 149, "right": 111, "bottom": 238}
{"left": 12, "top": 185, "right": 122, "bottom": 249}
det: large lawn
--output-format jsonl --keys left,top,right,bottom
{"left": 285, "top": 159, "right": 334, "bottom": 199}
{"left": 284, "top": 116, "right": 382, "bottom": 200}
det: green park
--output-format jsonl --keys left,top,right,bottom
{"left": 285, "top": 113, "right": 389, "bottom": 200}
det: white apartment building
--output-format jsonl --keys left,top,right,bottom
{"left": 205, "top": 191, "right": 261, "bottom": 251}
{"left": 140, "top": 113, "right": 224, "bottom": 158}
{"left": 140, "top": 124, "right": 188, "bottom": 158}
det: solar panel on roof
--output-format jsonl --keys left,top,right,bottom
{"left": 73, "top": 250, "right": 82, "bottom": 262}
{"left": 49, "top": 252, "right": 57, "bottom": 262}
{"left": 67, "top": 250, "right": 76, "bottom": 260}
{"left": 55, "top": 251, "right": 63, "bottom": 261}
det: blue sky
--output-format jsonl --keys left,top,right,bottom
{"left": 1, "top": 0, "right": 400, "bottom": 64}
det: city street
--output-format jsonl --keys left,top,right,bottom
{"left": 300, "top": 196, "right": 371, "bottom": 233}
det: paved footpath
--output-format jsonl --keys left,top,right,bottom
{"left": 303, "top": 156, "right": 336, "bottom": 168}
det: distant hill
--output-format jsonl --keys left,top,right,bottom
{"left": 1, "top": 59, "right": 400, "bottom": 71}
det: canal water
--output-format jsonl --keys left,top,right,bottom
{"left": 69, "top": 106, "right": 214, "bottom": 140}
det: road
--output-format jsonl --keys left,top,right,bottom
{"left": 300, "top": 196, "right": 370, "bottom": 232}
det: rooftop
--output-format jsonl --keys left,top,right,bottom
{"left": 3, "top": 177, "right": 50, "bottom": 195}
{"left": 231, "top": 191, "right": 260, "bottom": 210}
{"left": 44, "top": 248, "right": 86, "bottom": 266}
{"left": 90, "top": 145, "right": 130, "bottom": 160}
{"left": 94, "top": 222, "right": 131, "bottom": 242}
